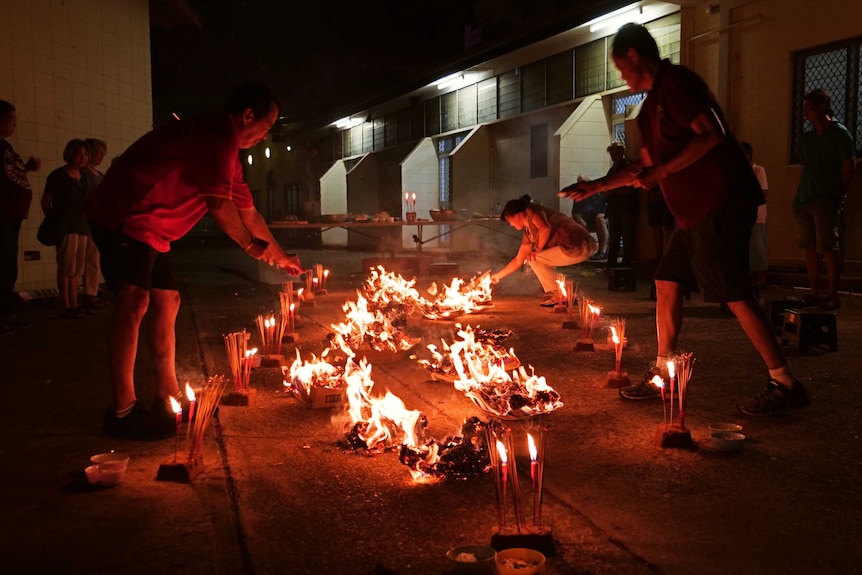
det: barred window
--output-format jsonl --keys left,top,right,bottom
{"left": 791, "top": 36, "right": 862, "bottom": 162}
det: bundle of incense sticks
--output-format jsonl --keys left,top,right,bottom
{"left": 565, "top": 280, "right": 577, "bottom": 320}
{"left": 672, "top": 352, "right": 695, "bottom": 429}
{"left": 527, "top": 428, "right": 547, "bottom": 529}
{"left": 578, "top": 297, "right": 601, "bottom": 341}
{"left": 186, "top": 375, "right": 228, "bottom": 462}
{"left": 280, "top": 282, "right": 298, "bottom": 333}
{"left": 255, "top": 313, "right": 285, "bottom": 356}
{"left": 223, "top": 330, "right": 251, "bottom": 391}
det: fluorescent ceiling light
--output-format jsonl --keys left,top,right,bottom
{"left": 435, "top": 72, "right": 479, "bottom": 91}
{"left": 586, "top": 3, "right": 644, "bottom": 33}
{"left": 335, "top": 116, "right": 367, "bottom": 129}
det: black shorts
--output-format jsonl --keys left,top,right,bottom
{"left": 647, "top": 195, "right": 675, "bottom": 227}
{"left": 89, "top": 221, "right": 177, "bottom": 291}
{"left": 655, "top": 207, "right": 753, "bottom": 303}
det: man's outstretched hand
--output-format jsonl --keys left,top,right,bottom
{"left": 278, "top": 254, "right": 304, "bottom": 276}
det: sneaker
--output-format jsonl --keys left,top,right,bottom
{"left": 619, "top": 368, "right": 665, "bottom": 400}
{"left": 539, "top": 292, "right": 557, "bottom": 307}
{"left": 82, "top": 295, "right": 106, "bottom": 310}
{"left": 819, "top": 297, "right": 841, "bottom": 311}
{"left": 589, "top": 251, "right": 608, "bottom": 261}
{"left": 103, "top": 402, "right": 176, "bottom": 440}
{"left": 738, "top": 379, "right": 811, "bottom": 416}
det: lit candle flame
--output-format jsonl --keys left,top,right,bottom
{"left": 588, "top": 304, "right": 601, "bottom": 316}
{"left": 496, "top": 440, "right": 508, "bottom": 464}
{"left": 666, "top": 360, "right": 675, "bottom": 379}
{"left": 610, "top": 326, "right": 620, "bottom": 345}
{"left": 245, "top": 347, "right": 258, "bottom": 358}
{"left": 290, "top": 302, "right": 296, "bottom": 312}
{"left": 323, "top": 269, "right": 329, "bottom": 278}
{"left": 527, "top": 433, "right": 537, "bottom": 462}
{"left": 169, "top": 395, "right": 182, "bottom": 415}
{"left": 651, "top": 374, "right": 664, "bottom": 389}
{"left": 184, "top": 382, "right": 195, "bottom": 402}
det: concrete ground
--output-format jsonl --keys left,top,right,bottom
{"left": 2, "top": 237, "right": 860, "bottom": 575}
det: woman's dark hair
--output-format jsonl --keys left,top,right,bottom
{"left": 500, "top": 195, "right": 532, "bottom": 221}
{"left": 612, "top": 23, "right": 661, "bottom": 62}
{"left": 0, "top": 100, "right": 14, "bottom": 119}
{"left": 63, "top": 138, "right": 89, "bottom": 163}
{"left": 86, "top": 138, "right": 106, "bottom": 156}
{"left": 225, "top": 84, "right": 280, "bottom": 121}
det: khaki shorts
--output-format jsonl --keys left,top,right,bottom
{"left": 793, "top": 199, "right": 841, "bottom": 252}
{"left": 57, "top": 233, "right": 88, "bottom": 277}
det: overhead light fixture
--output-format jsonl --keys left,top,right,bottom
{"left": 335, "top": 116, "right": 367, "bottom": 129}
{"left": 264, "top": 147, "right": 271, "bottom": 159}
{"left": 247, "top": 154, "right": 253, "bottom": 166}
{"left": 586, "top": 3, "right": 644, "bottom": 33}
{"left": 286, "top": 145, "right": 292, "bottom": 152}
{"left": 435, "top": 72, "right": 479, "bottom": 91}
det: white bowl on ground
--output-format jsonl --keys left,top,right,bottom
{"left": 711, "top": 431, "right": 745, "bottom": 452}
{"left": 85, "top": 464, "right": 126, "bottom": 487}
{"left": 90, "top": 452, "right": 130, "bottom": 472}
{"left": 709, "top": 423, "right": 743, "bottom": 434}
{"left": 495, "top": 547, "right": 546, "bottom": 575}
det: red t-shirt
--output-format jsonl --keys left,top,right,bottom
{"left": 638, "top": 61, "right": 762, "bottom": 228}
{"left": 86, "top": 113, "right": 254, "bottom": 252}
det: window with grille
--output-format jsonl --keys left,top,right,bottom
{"left": 498, "top": 69, "right": 521, "bottom": 118}
{"left": 791, "top": 37, "right": 862, "bottom": 162}
{"left": 477, "top": 77, "right": 497, "bottom": 123}
{"left": 611, "top": 92, "right": 646, "bottom": 147}
{"left": 458, "top": 84, "right": 478, "bottom": 129}
{"left": 522, "top": 61, "right": 547, "bottom": 113}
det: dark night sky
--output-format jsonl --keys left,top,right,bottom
{"left": 150, "top": 0, "right": 476, "bottom": 127}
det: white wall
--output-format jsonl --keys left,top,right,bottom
{"left": 557, "top": 95, "right": 613, "bottom": 217}
{"left": 0, "top": 0, "right": 152, "bottom": 290}
{"left": 401, "top": 138, "right": 439, "bottom": 248}
{"left": 319, "top": 160, "right": 348, "bottom": 246}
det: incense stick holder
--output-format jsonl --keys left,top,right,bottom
{"left": 552, "top": 303, "right": 567, "bottom": 314}
{"left": 656, "top": 424, "right": 692, "bottom": 449}
{"left": 222, "top": 388, "right": 257, "bottom": 407}
{"left": 561, "top": 319, "right": 578, "bottom": 330}
{"left": 156, "top": 454, "right": 205, "bottom": 483}
{"left": 574, "top": 340, "right": 595, "bottom": 352}
{"left": 281, "top": 332, "right": 300, "bottom": 343}
{"left": 605, "top": 370, "right": 631, "bottom": 389}
{"left": 260, "top": 354, "right": 285, "bottom": 368}
{"left": 490, "top": 525, "right": 555, "bottom": 557}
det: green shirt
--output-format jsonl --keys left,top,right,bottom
{"left": 794, "top": 120, "right": 855, "bottom": 207}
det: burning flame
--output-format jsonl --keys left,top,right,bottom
{"left": 610, "top": 326, "right": 620, "bottom": 345}
{"left": 651, "top": 374, "right": 665, "bottom": 389}
{"left": 169, "top": 395, "right": 182, "bottom": 415}
{"left": 527, "top": 433, "right": 537, "bottom": 462}
{"left": 666, "top": 360, "right": 676, "bottom": 380}
{"left": 185, "top": 382, "right": 196, "bottom": 402}
{"left": 419, "top": 325, "right": 519, "bottom": 380}
{"left": 495, "top": 440, "right": 508, "bottom": 465}
{"left": 331, "top": 293, "right": 416, "bottom": 353}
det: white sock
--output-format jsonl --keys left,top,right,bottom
{"left": 769, "top": 366, "right": 795, "bottom": 388}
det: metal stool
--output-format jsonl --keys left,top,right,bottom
{"left": 782, "top": 309, "right": 838, "bottom": 352}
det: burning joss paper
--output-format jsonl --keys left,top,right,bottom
{"left": 284, "top": 348, "right": 345, "bottom": 404}
{"left": 420, "top": 325, "right": 518, "bottom": 382}
{"left": 331, "top": 293, "right": 416, "bottom": 353}
{"left": 419, "top": 272, "right": 493, "bottom": 319}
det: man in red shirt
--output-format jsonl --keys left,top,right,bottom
{"left": 87, "top": 84, "right": 304, "bottom": 439}
{"left": 559, "top": 24, "right": 809, "bottom": 417}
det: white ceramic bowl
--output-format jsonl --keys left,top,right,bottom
{"left": 709, "top": 423, "right": 743, "bottom": 434}
{"left": 495, "top": 548, "right": 546, "bottom": 575}
{"left": 90, "top": 452, "right": 130, "bottom": 472}
{"left": 446, "top": 545, "right": 497, "bottom": 574}
{"left": 711, "top": 431, "right": 745, "bottom": 452}
{"left": 85, "top": 464, "right": 126, "bottom": 487}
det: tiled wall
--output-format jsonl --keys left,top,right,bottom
{"left": 0, "top": 0, "right": 152, "bottom": 290}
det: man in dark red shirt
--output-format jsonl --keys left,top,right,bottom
{"left": 559, "top": 23, "right": 808, "bottom": 417}
{"left": 87, "top": 84, "right": 304, "bottom": 439}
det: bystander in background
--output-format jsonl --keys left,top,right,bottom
{"left": 0, "top": 99, "right": 40, "bottom": 333}
{"left": 570, "top": 174, "right": 609, "bottom": 261}
{"left": 792, "top": 89, "right": 856, "bottom": 310}
{"left": 41, "top": 139, "right": 92, "bottom": 318}
{"left": 82, "top": 138, "right": 107, "bottom": 309}
{"left": 603, "top": 142, "right": 640, "bottom": 269}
